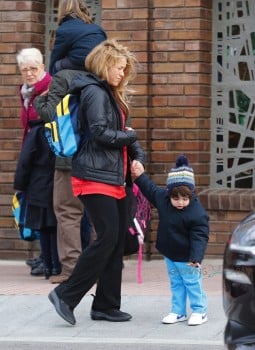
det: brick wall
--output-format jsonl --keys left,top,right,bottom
{"left": 102, "top": 0, "right": 214, "bottom": 258}
{"left": 0, "top": 0, "right": 247, "bottom": 261}
{"left": 101, "top": 0, "right": 252, "bottom": 260}
{"left": 199, "top": 189, "right": 255, "bottom": 257}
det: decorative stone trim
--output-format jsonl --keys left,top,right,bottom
{"left": 199, "top": 189, "right": 255, "bottom": 211}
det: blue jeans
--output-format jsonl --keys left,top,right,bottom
{"left": 164, "top": 257, "right": 207, "bottom": 315}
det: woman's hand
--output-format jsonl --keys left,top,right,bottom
{"left": 131, "top": 160, "right": 144, "bottom": 178}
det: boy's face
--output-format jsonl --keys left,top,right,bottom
{"left": 170, "top": 194, "right": 190, "bottom": 210}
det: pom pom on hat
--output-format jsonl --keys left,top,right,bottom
{"left": 175, "top": 154, "right": 189, "bottom": 167}
{"left": 166, "top": 155, "right": 195, "bottom": 193}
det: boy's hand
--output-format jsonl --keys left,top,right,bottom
{"left": 131, "top": 160, "right": 144, "bottom": 178}
{"left": 188, "top": 262, "right": 201, "bottom": 268}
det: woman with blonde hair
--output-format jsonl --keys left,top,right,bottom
{"left": 49, "top": 0, "right": 106, "bottom": 75}
{"left": 48, "top": 39, "right": 145, "bottom": 325}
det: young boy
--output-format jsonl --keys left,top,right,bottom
{"left": 131, "top": 155, "right": 210, "bottom": 326}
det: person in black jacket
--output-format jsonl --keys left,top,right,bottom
{"left": 34, "top": 0, "right": 107, "bottom": 284}
{"left": 48, "top": 39, "right": 145, "bottom": 325}
{"left": 131, "top": 155, "right": 210, "bottom": 326}
{"left": 34, "top": 69, "right": 93, "bottom": 284}
{"left": 14, "top": 120, "right": 61, "bottom": 279}
{"left": 49, "top": 0, "right": 107, "bottom": 75}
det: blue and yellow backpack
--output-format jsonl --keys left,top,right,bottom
{"left": 44, "top": 93, "right": 81, "bottom": 157}
{"left": 12, "top": 192, "right": 40, "bottom": 241}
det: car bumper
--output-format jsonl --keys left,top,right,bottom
{"left": 223, "top": 247, "right": 255, "bottom": 345}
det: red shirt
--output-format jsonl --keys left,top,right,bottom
{"left": 72, "top": 108, "right": 128, "bottom": 200}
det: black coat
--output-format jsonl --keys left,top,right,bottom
{"left": 14, "top": 120, "right": 55, "bottom": 208}
{"left": 135, "top": 173, "right": 210, "bottom": 263}
{"left": 70, "top": 73, "right": 145, "bottom": 186}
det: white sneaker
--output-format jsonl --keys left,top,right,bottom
{"left": 188, "top": 313, "right": 208, "bottom": 326}
{"left": 162, "top": 313, "right": 187, "bottom": 324}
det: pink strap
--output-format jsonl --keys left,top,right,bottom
{"left": 132, "top": 183, "right": 139, "bottom": 196}
{"left": 137, "top": 243, "right": 143, "bottom": 283}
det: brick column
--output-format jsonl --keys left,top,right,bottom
{"left": 0, "top": 0, "right": 45, "bottom": 259}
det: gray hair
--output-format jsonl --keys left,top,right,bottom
{"left": 16, "top": 48, "right": 43, "bottom": 67}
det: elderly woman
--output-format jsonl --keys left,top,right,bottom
{"left": 16, "top": 48, "right": 51, "bottom": 142}
{"left": 16, "top": 48, "right": 60, "bottom": 280}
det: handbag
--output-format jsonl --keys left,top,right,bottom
{"left": 12, "top": 191, "right": 40, "bottom": 241}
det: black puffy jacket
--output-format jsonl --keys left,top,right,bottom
{"left": 70, "top": 73, "right": 145, "bottom": 186}
{"left": 135, "top": 173, "right": 210, "bottom": 263}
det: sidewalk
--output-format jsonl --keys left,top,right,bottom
{"left": 0, "top": 258, "right": 226, "bottom": 348}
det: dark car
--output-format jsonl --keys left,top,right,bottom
{"left": 223, "top": 211, "right": 255, "bottom": 350}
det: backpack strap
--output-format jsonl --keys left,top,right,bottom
{"left": 133, "top": 217, "right": 144, "bottom": 283}
{"left": 137, "top": 243, "right": 143, "bottom": 284}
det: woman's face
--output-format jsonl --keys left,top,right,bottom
{"left": 107, "top": 57, "right": 127, "bottom": 87}
{"left": 19, "top": 63, "right": 45, "bottom": 86}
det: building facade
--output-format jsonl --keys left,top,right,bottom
{"left": 1, "top": 0, "right": 254, "bottom": 260}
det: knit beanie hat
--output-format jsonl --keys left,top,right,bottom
{"left": 166, "top": 155, "right": 195, "bottom": 193}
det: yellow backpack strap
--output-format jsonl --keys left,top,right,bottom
{"left": 56, "top": 94, "right": 71, "bottom": 117}
{"left": 12, "top": 192, "right": 19, "bottom": 210}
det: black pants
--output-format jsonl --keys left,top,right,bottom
{"left": 55, "top": 194, "right": 128, "bottom": 311}
{"left": 40, "top": 227, "right": 60, "bottom": 271}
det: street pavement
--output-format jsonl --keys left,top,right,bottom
{"left": 0, "top": 258, "right": 226, "bottom": 349}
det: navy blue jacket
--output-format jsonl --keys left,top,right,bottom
{"left": 135, "top": 173, "right": 209, "bottom": 263}
{"left": 49, "top": 16, "right": 107, "bottom": 75}
{"left": 14, "top": 120, "right": 55, "bottom": 208}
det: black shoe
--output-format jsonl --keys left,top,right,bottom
{"left": 44, "top": 268, "right": 52, "bottom": 280}
{"left": 90, "top": 309, "right": 132, "bottom": 322}
{"left": 51, "top": 268, "right": 61, "bottom": 276}
{"left": 48, "top": 290, "right": 76, "bottom": 325}
{"left": 30, "top": 259, "right": 43, "bottom": 269}
{"left": 30, "top": 262, "right": 44, "bottom": 276}
{"left": 44, "top": 267, "right": 61, "bottom": 279}
{"left": 26, "top": 256, "right": 42, "bottom": 268}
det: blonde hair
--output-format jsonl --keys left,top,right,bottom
{"left": 57, "top": 0, "right": 92, "bottom": 25}
{"left": 85, "top": 39, "right": 137, "bottom": 115}
{"left": 16, "top": 48, "right": 43, "bottom": 67}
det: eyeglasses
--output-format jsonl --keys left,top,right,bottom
{"left": 20, "top": 66, "right": 40, "bottom": 75}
